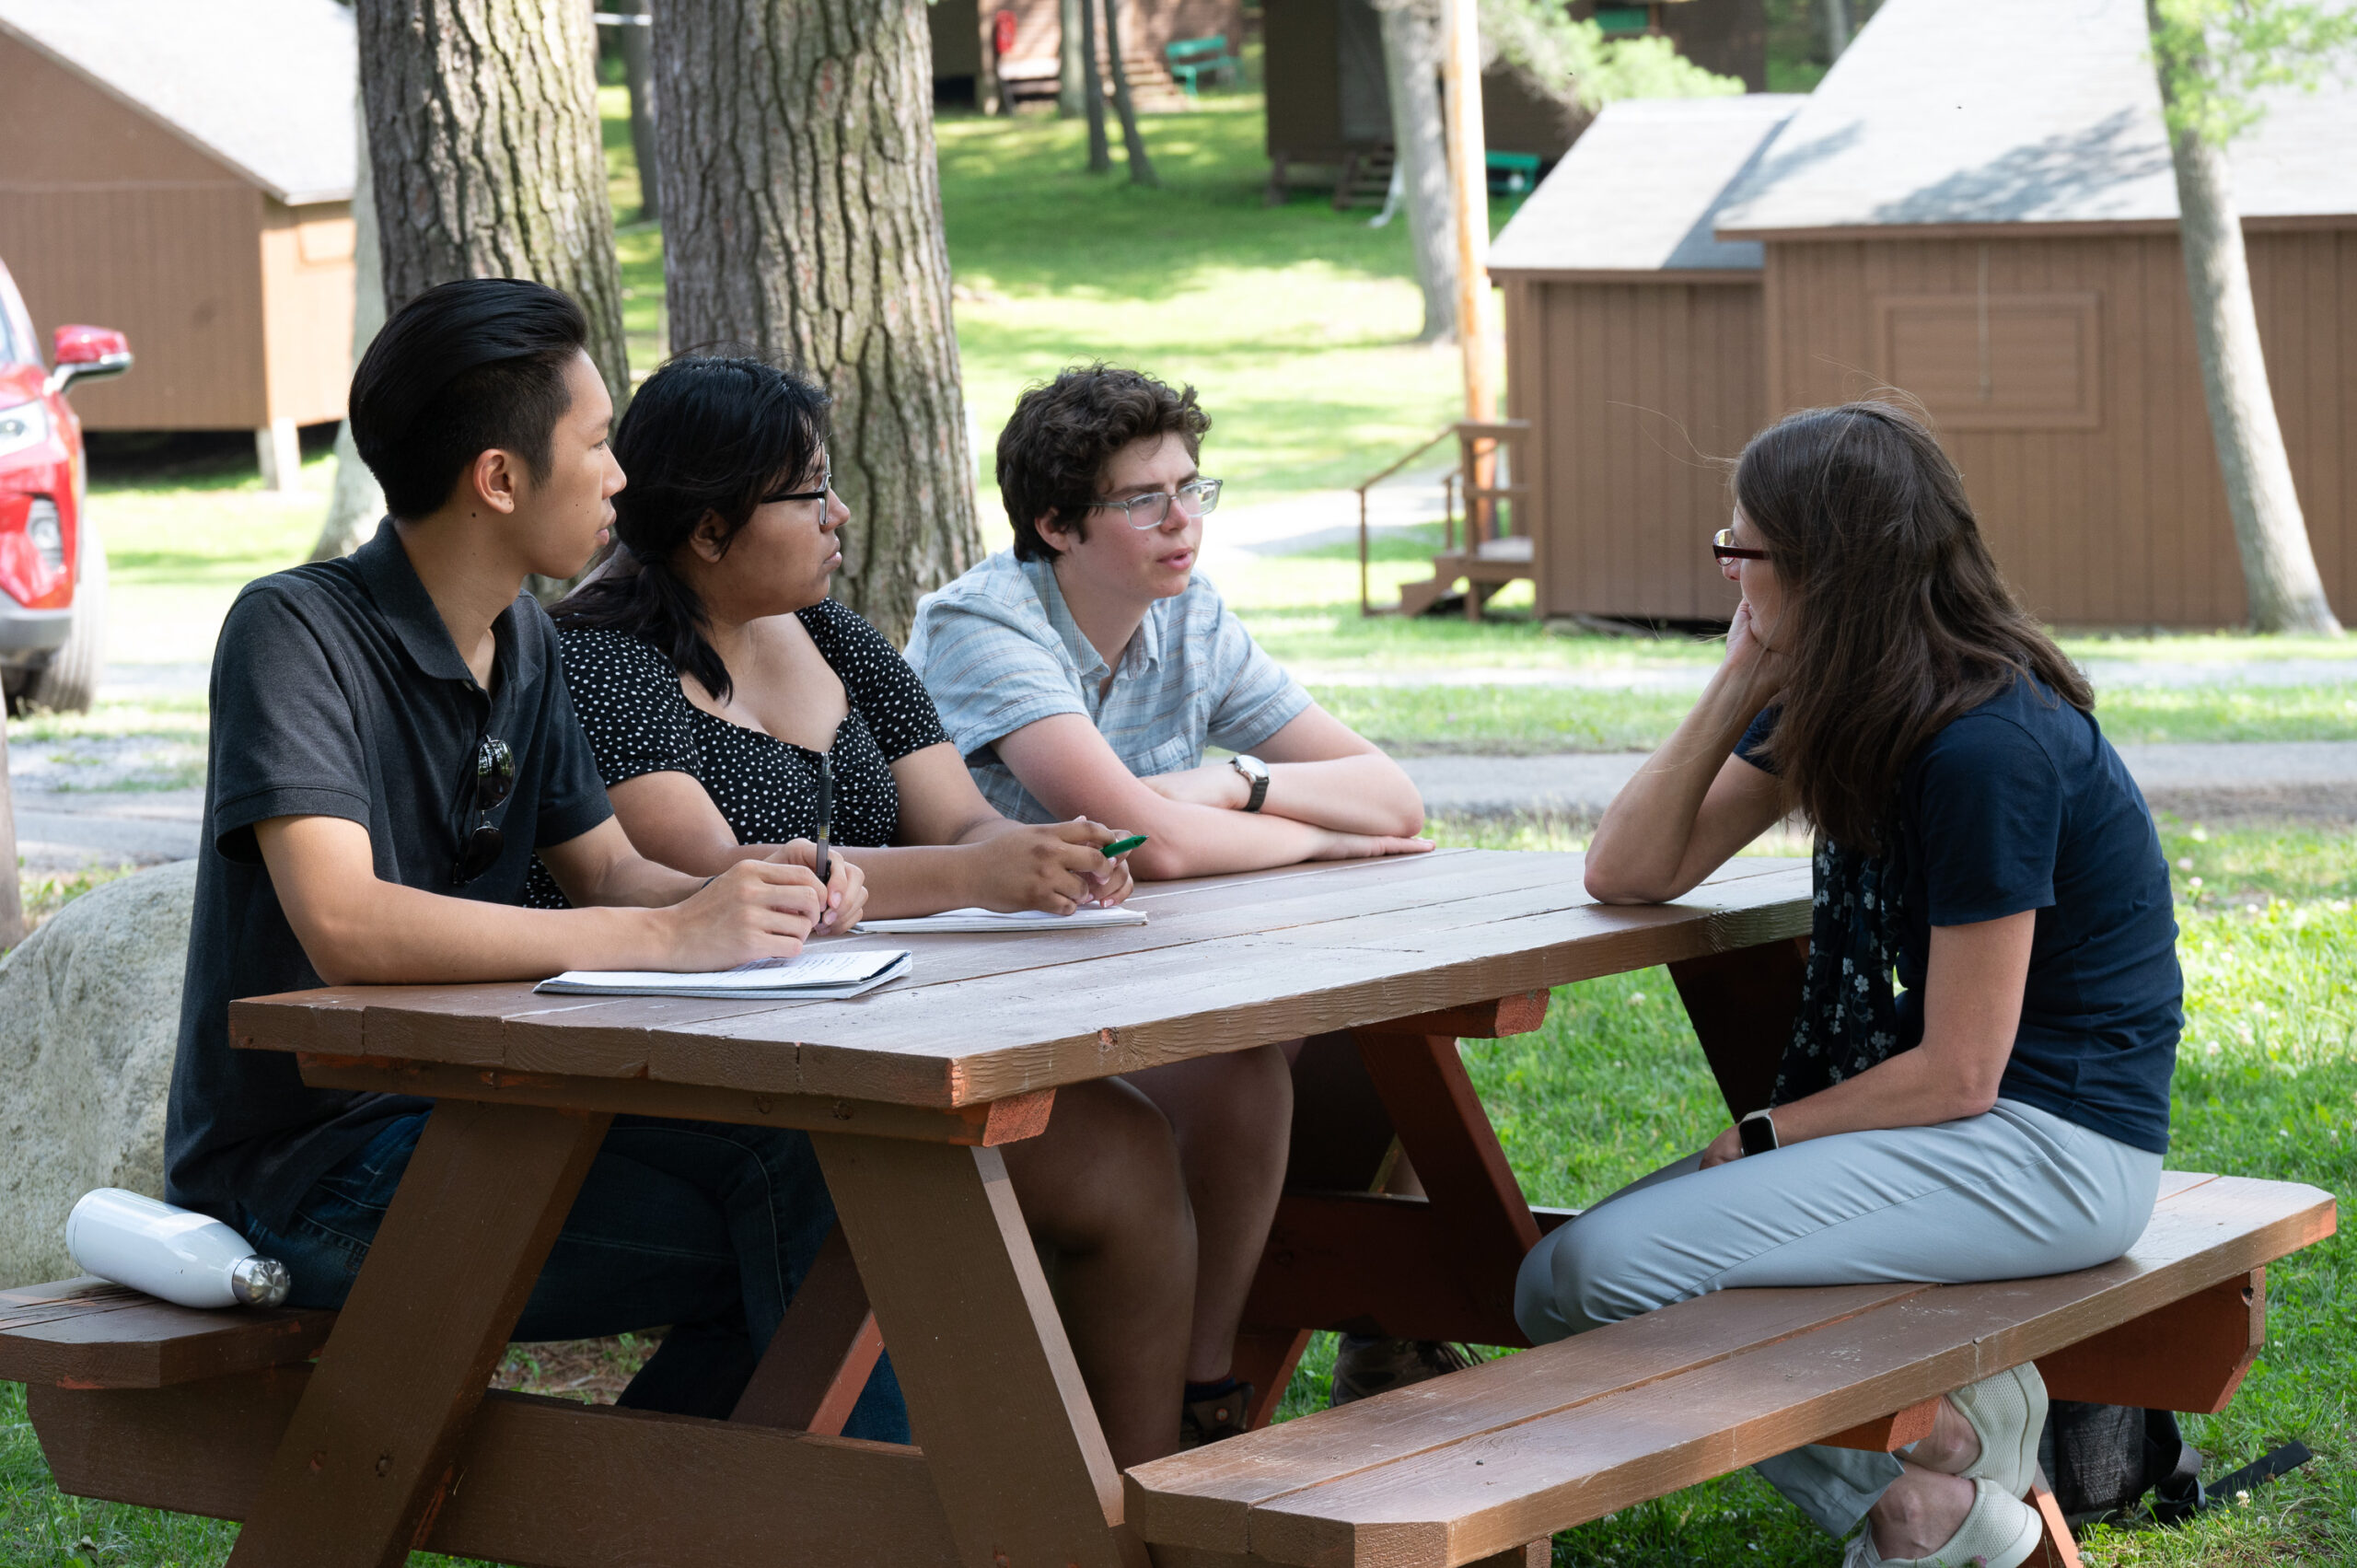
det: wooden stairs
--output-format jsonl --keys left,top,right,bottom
{"left": 1382, "top": 421, "right": 1538, "bottom": 621}
{"left": 1333, "top": 145, "right": 1398, "bottom": 210}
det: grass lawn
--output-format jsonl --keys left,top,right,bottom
{"left": 5, "top": 816, "right": 2350, "bottom": 1566}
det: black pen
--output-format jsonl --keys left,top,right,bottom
{"left": 813, "top": 755, "right": 834, "bottom": 886}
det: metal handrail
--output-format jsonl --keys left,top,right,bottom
{"left": 1355, "top": 425, "right": 1458, "bottom": 618}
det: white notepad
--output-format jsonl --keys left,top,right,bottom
{"left": 853, "top": 906, "right": 1149, "bottom": 935}
{"left": 535, "top": 948, "right": 912, "bottom": 1001}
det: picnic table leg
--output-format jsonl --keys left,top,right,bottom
{"left": 1668, "top": 936, "right": 1809, "bottom": 1120}
{"left": 729, "top": 1221, "right": 885, "bottom": 1435}
{"left": 225, "top": 1099, "right": 611, "bottom": 1568}
{"left": 813, "top": 1132, "right": 1149, "bottom": 1568}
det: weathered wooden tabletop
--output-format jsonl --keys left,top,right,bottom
{"left": 231, "top": 849, "right": 1813, "bottom": 1106}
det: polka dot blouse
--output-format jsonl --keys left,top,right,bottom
{"left": 523, "top": 600, "right": 949, "bottom": 909}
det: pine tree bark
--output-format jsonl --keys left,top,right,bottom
{"left": 620, "top": 0, "right": 662, "bottom": 224}
{"left": 1376, "top": 0, "right": 1455, "bottom": 343}
{"left": 651, "top": 0, "right": 982, "bottom": 646}
{"left": 2149, "top": 8, "right": 2342, "bottom": 633}
{"left": 1079, "top": 0, "right": 1112, "bottom": 172}
{"left": 1817, "top": 0, "right": 1852, "bottom": 63}
{"left": 1098, "top": 0, "right": 1159, "bottom": 186}
{"left": 311, "top": 96, "right": 388, "bottom": 562}
{"left": 354, "top": 0, "right": 631, "bottom": 411}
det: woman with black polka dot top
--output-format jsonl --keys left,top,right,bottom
{"left": 528, "top": 354, "right": 1279, "bottom": 1471}
{"left": 522, "top": 354, "right": 1138, "bottom": 922}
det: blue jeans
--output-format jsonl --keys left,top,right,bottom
{"left": 238, "top": 1111, "right": 908, "bottom": 1443}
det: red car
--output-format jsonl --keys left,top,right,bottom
{"left": 0, "top": 257, "right": 130, "bottom": 714}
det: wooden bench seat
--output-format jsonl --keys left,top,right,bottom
{"left": 0, "top": 1276, "right": 333, "bottom": 1390}
{"left": 1126, "top": 1171, "right": 2336, "bottom": 1568}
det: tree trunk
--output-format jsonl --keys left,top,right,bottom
{"left": 1376, "top": 0, "right": 1455, "bottom": 343}
{"left": 1817, "top": 0, "right": 1852, "bottom": 63}
{"left": 1059, "top": 0, "right": 1086, "bottom": 116}
{"left": 620, "top": 0, "right": 662, "bottom": 224}
{"left": 1078, "top": 0, "right": 1111, "bottom": 172}
{"left": 2149, "top": 11, "right": 2342, "bottom": 633}
{"left": 1097, "top": 0, "right": 1159, "bottom": 186}
{"left": 651, "top": 0, "right": 982, "bottom": 646}
{"left": 354, "top": 0, "right": 631, "bottom": 412}
{"left": 311, "top": 95, "right": 389, "bottom": 562}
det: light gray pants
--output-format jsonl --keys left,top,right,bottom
{"left": 1514, "top": 1099, "right": 2164, "bottom": 1535}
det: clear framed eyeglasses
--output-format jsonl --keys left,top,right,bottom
{"left": 1094, "top": 478, "right": 1223, "bottom": 529}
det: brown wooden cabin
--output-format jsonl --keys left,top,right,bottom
{"left": 1264, "top": 0, "right": 1765, "bottom": 197}
{"left": 1489, "top": 0, "right": 2357, "bottom": 628}
{"left": 0, "top": 0, "right": 356, "bottom": 487}
{"left": 931, "top": 0, "right": 1246, "bottom": 110}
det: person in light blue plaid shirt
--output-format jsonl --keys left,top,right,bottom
{"left": 906, "top": 366, "right": 1429, "bottom": 883}
{"left": 906, "top": 366, "right": 1434, "bottom": 1445}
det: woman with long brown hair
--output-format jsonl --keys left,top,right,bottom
{"left": 1521, "top": 403, "right": 2179, "bottom": 1568}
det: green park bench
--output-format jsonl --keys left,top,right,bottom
{"left": 1486, "top": 151, "right": 1541, "bottom": 196}
{"left": 1167, "top": 35, "right": 1240, "bottom": 95}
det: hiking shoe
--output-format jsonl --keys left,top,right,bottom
{"left": 1329, "top": 1336, "right": 1481, "bottom": 1407}
{"left": 1179, "top": 1380, "right": 1256, "bottom": 1448}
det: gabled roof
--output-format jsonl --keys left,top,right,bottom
{"left": 1713, "top": 0, "right": 2357, "bottom": 236}
{"left": 1489, "top": 95, "right": 1804, "bottom": 275}
{"left": 0, "top": 0, "right": 355, "bottom": 205}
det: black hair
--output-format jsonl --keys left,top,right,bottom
{"left": 996, "top": 364, "right": 1211, "bottom": 562}
{"left": 349, "top": 277, "right": 591, "bottom": 520}
{"left": 551, "top": 354, "right": 830, "bottom": 703}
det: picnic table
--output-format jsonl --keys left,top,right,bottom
{"left": 6, "top": 846, "right": 2331, "bottom": 1568}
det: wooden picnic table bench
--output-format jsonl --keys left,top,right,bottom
{"left": 0, "top": 848, "right": 2335, "bottom": 1568}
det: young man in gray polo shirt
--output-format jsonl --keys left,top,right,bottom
{"left": 163, "top": 279, "right": 895, "bottom": 1432}
{"left": 905, "top": 365, "right": 1437, "bottom": 1429}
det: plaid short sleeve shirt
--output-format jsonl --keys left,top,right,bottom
{"left": 905, "top": 551, "right": 1312, "bottom": 824}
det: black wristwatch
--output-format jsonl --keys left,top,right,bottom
{"left": 1229, "top": 753, "right": 1271, "bottom": 813}
{"left": 1737, "top": 1108, "right": 1780, "bottom": 1157}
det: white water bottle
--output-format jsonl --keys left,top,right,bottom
{"left": 65, "top": 1189, "right": 291, "bottom": 1309}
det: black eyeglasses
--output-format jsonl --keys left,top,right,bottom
{"left": 453, "top": 735, "right": 515, "bottom": 885}
{"left": 1711, "top": 528, "right": 1771, "bottom": 563}
{"left": 762, "top": 466, "right": 832, "bottom": 507}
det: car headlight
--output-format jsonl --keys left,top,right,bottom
{"left": 0, "top": 399, "right": 52, "bottom": 460}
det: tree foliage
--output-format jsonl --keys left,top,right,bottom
{"left": 2146, "top": 0, "right": 2357, "bottom": 144}
{"left": 1477, "top": 0, "right": 1745, "bottom": 116}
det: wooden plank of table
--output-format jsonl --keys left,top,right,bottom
{"left": 294, "top": 1055, "right": 1056, "bottom": 1145}
{"left": 1178, "top": 1177, "right": 2337, "bottom": 1568}
{"left": 229, "top": 855, "right": 1807, "bottom": 1103}
{"left": 645, "top": 869, "right": 1815, "bottom": 1106}
{"left": 224, "top": 1100, "right": 611, "bottom": 1568}
{"left": 227, "top": 850, "right": 1548, "bottom": 1066}
{"left": 1241, "top": 1192, "right": 1551, "bottom": 1347}
{"left": 1128, "top": 1170, "right": 2294, "bottom": 1553}
{"left": 814, "top": 1133, "right": 1148, "bottom": 1568}
{"left": 30, "top": 1370, "right": 960, "bottom": 1568}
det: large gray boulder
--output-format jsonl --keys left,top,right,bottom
{"left": 0, "top": 861, "right": 196, "bottom": 1287}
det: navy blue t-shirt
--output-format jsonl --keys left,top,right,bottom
{"left": 1738, "top": 675, "right": 2180, "bottom": 1154}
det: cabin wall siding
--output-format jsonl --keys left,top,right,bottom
{"left": 1509, "top": 275, "right": 1761, "bottom": 620}
{"left": 1762, "top": 230, "right": 2357, "bottom": 627}
{"left": 0, "top": 29, "right": 357, "bottom": 433}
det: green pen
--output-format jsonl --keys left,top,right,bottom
{"left": 1102, "top": 832, "right": 1149, "bottom": 858}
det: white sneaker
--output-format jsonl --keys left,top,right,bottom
{"left": 1949, "top": 1362, "right": 2049, "bottom": 1499}
{"left": 1841, "top": 1478, "right": 2046, "bottom": 1568}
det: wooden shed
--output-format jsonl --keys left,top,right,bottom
{"left": 1263, "top": 0, "right": 1765, "bottom": 191}
{"left": 1492, "top": 0, "right": 2357, "bottom": 628}
{"left": 932, "top": 0, "right": 1245, "bottom": 109}
{"left": 1489, "top": 94, "right": 1798, "bottom": 622}
{"left": 0, "top": 0, "right": 356, "bottom": 487}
